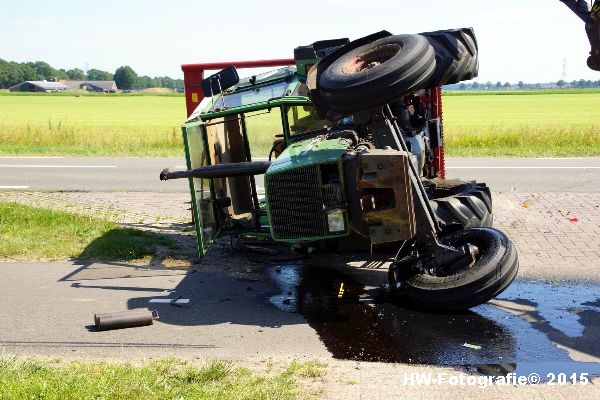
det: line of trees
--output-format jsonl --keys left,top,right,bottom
{"left": 0, "top": 59, "right": 184, "bottom": 91}
{"left": 448, "top": 79, "right": 600, "bottom": 90}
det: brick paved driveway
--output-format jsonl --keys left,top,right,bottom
{"left": 1, "top": 190, "right": 599, "bottom": 279}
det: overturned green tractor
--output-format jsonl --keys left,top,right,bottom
{"left": 161, "top": 28, "right": 518, "bottom": 311}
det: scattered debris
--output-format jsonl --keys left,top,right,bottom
{"left": 169, "top": 294, "right": 187, "bottom": 308}
{"left": 270, "top": 254, "right": 307, "bottom": 263}
{"left": 568, "top": 217, "right": 579, "bottom": 223}
{"left": 338, "top": 282, "right": 345, "bottom": 298}
{"left": 463, "top": 342, "right": 482, "bottom": 350}
{"left": 245, "top": 245, "right": 280, "bottom": 255}
{"left": 148, "top": 298, "right": 190, "bottom": 305}
{"left": 233, "top": 274, "right": 260, "bottom": 282}
{"left": 94, "top": 309, "right": 158, "bottom": 331}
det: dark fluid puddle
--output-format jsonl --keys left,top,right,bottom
{"left": 268, "top": 264, "right": 600, "bottom": 377}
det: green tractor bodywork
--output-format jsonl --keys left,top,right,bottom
{"left": 265, "top": 137, "right": 351, "bottom": 243}
{"left": 181, "top": 70, "right": 350, "bottom": 255}
{"left": 165, "top": 28, "right": 522, "bottom": 312}
{"left": 180, "top": 57, "right": 422, "bottom": 257}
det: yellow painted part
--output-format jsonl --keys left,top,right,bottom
{"left": 338, "top": 282, "right": 345, "bottom": 298}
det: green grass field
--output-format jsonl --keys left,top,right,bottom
{"left": 0, "top": 90, "right": 599, "bottom": 157}
{"left": 0, "top": 94, "right": 185, "bottom": 156}
{"left": 442, "top": 92, "right": 600, "bottom": 156}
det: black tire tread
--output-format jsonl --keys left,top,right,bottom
{"left": 404, "top": 227, "right": 519, "bottom": 311}
{"left": 308, "top": 27, "right": 479, "bottom": 118}
{"left": 421, "top": 27, "right": 479, "bottom": 87}
{"left": 428, "top": 179, "right": 493, "bottom": 230}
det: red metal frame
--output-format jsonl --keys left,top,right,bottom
{"left": 430, "top": 86, "right": 446, "bottom": 179}
{"left": 181, "top": 59, "right": 296, "bottom": 117}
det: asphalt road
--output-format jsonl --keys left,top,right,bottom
{"left": 0, "top": 156, "right": 599, "bottom": 192}
{"left": 1, "top": 258, "right": 598, "bottom": 373}
{"left": 0, "top": 157, "right": 188, "bottom": 192}
{"left": 2, "top": 156, "right": 599, "bottom": 397}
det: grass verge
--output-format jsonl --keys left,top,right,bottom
{"left": 286, "top": 360, "right": 328, "bottom": 378}
{"left": 0, "top": 202, "right": 180, "bottom": 261}
{"left": 0, "top": 357, "right": 318, "bottom": 400}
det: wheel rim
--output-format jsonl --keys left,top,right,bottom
{"left": 427, "top": 243, "right": 481, "bottom": 277}
{"left": 342, "top": 44, "right": 401, "bottom": 74}
{"left": 397, "top": 228, "right": 517, "bottom": 310}
{"left": 398, "top": 234, "right": 486, "bottom": 279}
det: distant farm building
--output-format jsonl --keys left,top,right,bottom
{"left": 9, "top": 80, "right": 118, "bottom": 93}
{"left": 61, "top": 80, "right": 117, "bottom": 92}
{"left": 9, "top": 81, "right": 69, "bottom": 92}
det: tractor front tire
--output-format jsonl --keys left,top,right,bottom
{"left": 391, "top": 227, "right": 519, "bottom": 311}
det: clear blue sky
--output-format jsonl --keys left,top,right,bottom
{"left": 1, "top": 0, "right": 598, "bottom": 83}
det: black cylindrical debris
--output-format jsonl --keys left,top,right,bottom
{"left": 94, "top": 309, "right": 158, "bottom": 331}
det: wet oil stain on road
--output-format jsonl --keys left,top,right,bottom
{"left": 267, "top": 263, "right": 600, "bottom": 377}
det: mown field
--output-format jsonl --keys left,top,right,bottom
{"left": 0, "top": 90, "right": 599, "bottom": 157}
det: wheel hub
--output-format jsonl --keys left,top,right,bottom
{"left": 342, "top": 44, "right": 401, "bottom": 74}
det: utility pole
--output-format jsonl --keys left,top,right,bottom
{"left": 562, "top": 58, "right": 567, "bottom": 81}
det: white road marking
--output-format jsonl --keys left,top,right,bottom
{"left": 0, "top": 165, "right": 116, "bottom": 168}
{"left": 447, "top": 166, "right": 600, "bottom": 169}
{"left": 0, "top": 156, "right": 65, "bottom": 159}
{"left": 535, "top": 157, "right": 592, "bottom": 160}
{"left": 0, "top": 185, "right": 30, "bottom": 189}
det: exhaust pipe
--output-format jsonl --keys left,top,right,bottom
{"left": 160, "top": 161, "right": 271, "bottom": 181}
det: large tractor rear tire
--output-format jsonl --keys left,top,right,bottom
{"left": 427, "top": 179, "right": 493, "bottom": 231}
{"left": 310, "top": 28, "right": 479, "bottom": 116}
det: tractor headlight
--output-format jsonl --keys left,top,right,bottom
{"left": 327, "top": 209, "right": 346, "bottom": 233}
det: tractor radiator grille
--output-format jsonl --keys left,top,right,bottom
{"left": 267, "top": 166, "right": 328, "bottom": 239}
{"left": 323, "top": 185, "right": 340, "bottom": 208}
